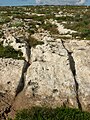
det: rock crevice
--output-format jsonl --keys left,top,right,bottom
{"left": 0, "top": 40, "right": 31, "bottom": 119}
{"left": 61, "top": 40, "right": 82, "bottom": 111}
{"left": 0, "top": 37, "right": 90, "bottom": 119}
{"left": 14, "top": 43, "right": 31, "bottom": 103}
{"left": 15, "top": 41, "right": 31, "bottom": 97}
{"left": 15, "top": 60, "right": 30, "bottom": 97}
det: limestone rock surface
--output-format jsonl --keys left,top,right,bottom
{"left": 64, "top": 40, "right": 90, "bottom": 111}
{"left": 0, "top": 38, "right": 90, "bottom": 117}
{"left": 0, "top": 58, "right": 24, "bottom": 117}
{"left": 0, "top": 58, "right": 24, "bottom": 95}
{"left": 25, "top": 39, "right": 77, "bottom": 107}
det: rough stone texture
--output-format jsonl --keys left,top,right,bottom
{"left": 0, "top": 38, "right": 90, "bottom": 117}
{"left": 25, "top": 39, "right": 77, "bottom": 108}
{"left": 64, "top": 40, "right": 90, "bottom": 111}
{"left": 0, "top": 58, "right": 24, "bottom": 118}
{"left": 0, "top": 58, "right": 24, "bottom": 95}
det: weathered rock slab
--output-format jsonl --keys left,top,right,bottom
{"left": 64, "top": 40, "right": 90, "bottom": 111}
{"left": 25, "top": 40, "right": 77, "bottom": 108}
{"left": 0, "top": 58, "right": 24, "bottom": 95}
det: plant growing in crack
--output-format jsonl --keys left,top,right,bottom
{"left": 25, "top": 35, "right": 44, "bottom": 48}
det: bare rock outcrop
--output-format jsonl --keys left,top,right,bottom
{"left": 25, "top": 39, "right": 77, "bottom": 108}
{"left": 0, "top": 58, "right": 24, "bottom": 118}
{"left": 0, "top": 58, "right": 24, "bottom": 95}
{"left": 0, "top": 37, "right": 90, "bottom": 119}
{"left": 64, "top": 40, "right": 90, "bottom": 111}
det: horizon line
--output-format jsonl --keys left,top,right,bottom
{"left": 0, "top": 4, "right": 90, "bottom": 7}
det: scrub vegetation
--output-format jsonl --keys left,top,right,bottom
{"left": 0, "top": 6, "right": 90, "bottom": 39}
{"left": 9, "top": 107, "right": 90, "bottom": 120}
{"left": 0, "top": 42, "right": 23, "bottom": 59}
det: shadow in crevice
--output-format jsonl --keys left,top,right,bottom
{"left": 61, "top": 40, "right": 82, "bottom": 111}
{"left": 15, "top": 60, "right": 30, "bottom": 97}
{"left": 68, "top": 52, "right": 82, "bottom": 111}
{"left": 15, "top": 42, "right": 31, "bottom": 97}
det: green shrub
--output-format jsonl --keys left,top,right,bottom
{"left": 41, "top": 22, "right": 59, "bottom": 35}
{"left": 0, "top": 16, "right": 11, "bottom": 25}
{"left": 0, "top": 31, "right": 3, "bottom": 38}
{"left": 14, "top": 107, "right": 90, "bottom": 120}
{"left": 0, "top": 43, "right": 23, "bottom": 59}
{"left": 10, "top": 22, "right": 24, "bottom": 27}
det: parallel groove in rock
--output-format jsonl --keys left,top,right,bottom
{"left": 61, "top": 40, "right": 82, "bottom": 111}
{"left": 15, "top": 42, "right": 31, "bottom": 97}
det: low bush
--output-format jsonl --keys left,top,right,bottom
{"left": 10, "top": 22, "right": 24, "bottom": 27}
{"left": 0, "top": 31, "right": 3, "bottom": 38}
{"left": 0, "top": 16, "right": 11, "bottom": 25}
{"left": 41, "top": 22, "right": 59, "bottom": 35}
{"left": 0, "top": 43, "right": 23, "bottom": 59}
{"left": 14, "top": 107, "right": 90, "bottom": 120}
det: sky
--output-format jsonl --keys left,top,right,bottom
{"left": 0, "top": 0, "right": 90, "bottom": 6}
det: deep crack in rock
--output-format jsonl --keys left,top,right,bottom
{"left": 15, "top": 41, "right": 31, "bottom": 97}
{"left": 61, "top": 40, "right": 82, "bottom": 111}
{"left": 15, "top": 60, "right": 30, "bottom": 97}
{"left": 0, "top": 42, "right": 31, "bottom": 120}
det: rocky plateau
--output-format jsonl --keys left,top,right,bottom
{"left": 0, "top": 6, "right": 90, "bottom": 119}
